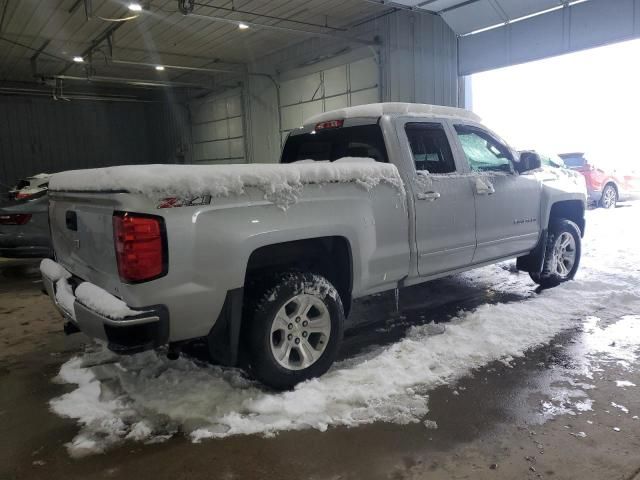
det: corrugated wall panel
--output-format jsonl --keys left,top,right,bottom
{"left": 0, "top": 95, "right": 190, "bottom": 188}
{"left": 146, "top": 102, "right": 192, "bottom": 164}
{"left": 381, "top": 10, "right": 459, "bottom": 107}
{"left": 243, "top": 9, "right": 459, "bottom": 164}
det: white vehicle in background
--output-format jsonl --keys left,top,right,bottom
{"left": 8, "top": 173, "right": 51, "bottom": 201}
{"left": 40, "top": 103, "right": 587, "bottom": 389}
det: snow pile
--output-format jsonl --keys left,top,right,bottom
{"left": 49, "top": 203, "right": 640, "bottom": 457}
{"left": 75, "top": 282, "right": 139, "bottom": 319}
{"left": 55, "top": 279, "right": 76, "bottom": 319}
{"left": 49, "top": 159, "right": 404, "bottom": 209}
{"left": 40, "top": 258, "right": 71, "bottom": 282}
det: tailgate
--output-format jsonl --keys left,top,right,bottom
{"left": 49, "top": 191, "right": 124, "bottom": 291}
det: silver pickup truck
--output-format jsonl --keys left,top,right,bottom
{"left": 41, "top": 103, "right": 587, "bottom": 389}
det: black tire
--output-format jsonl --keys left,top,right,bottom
{"left": 247, "top": 272, "right": 344, "bottom": 390}
{"left": 599, "top": 183, "right": 618, "bottom": 209}
{"left": 529, "top": 219, "right": 581, "bottom": 289}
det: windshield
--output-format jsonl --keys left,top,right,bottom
{"left": 281, "top": 125, "right": 388, "bottom": 163}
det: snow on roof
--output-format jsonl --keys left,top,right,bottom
{"left": 305, "top": 102, "right": 481, "bottom": 126}
{"left": 49, "top": 158, "right": 404, "bottom": 210}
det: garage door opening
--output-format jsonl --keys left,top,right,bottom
{"left": 469, "top": 38, "right": 640, "bottom": 174}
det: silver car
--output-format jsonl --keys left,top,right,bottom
{"left": 0, "top": 175, "right": 53, "bottom": 258}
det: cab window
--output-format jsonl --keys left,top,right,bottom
{"left": 454, "top": 125, "right": 513, "bottom": 173}
{"left": 281, "top": 125, "right": 388, "bottom": 163}
{"left": 405, "top": 123, "right": 456, "bottom": 174}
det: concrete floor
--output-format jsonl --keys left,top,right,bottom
{"left": 1, "top": 258, "right": 639, "bottom": 480}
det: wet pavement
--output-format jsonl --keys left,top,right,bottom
{"left": 1, "top": 248, "right": 640, "bottom": 479}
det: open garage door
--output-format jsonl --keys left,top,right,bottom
{"left": 190, "top": 89, "right": 246, "bottom": 164}
{"left": 279, "top": 56, "right": 380, "bottom": 145}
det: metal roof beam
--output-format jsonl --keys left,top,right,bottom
{"left": 56, "top": 22, "right": 124, "bottom": 76}
{"left": 439, "top": 0, "right": 483, "bottom": 14}
{"left": 110, "top": 58, "right": 244, "bottom": 75}
{"left": 182, "top": 11, "right": 380, "bottom": 46}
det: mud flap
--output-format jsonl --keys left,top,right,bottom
{"left": 516, "top": 229, "right": 548, "bottom": 274}
{"left": 207, "top": 288, "right": 244, "bottom": 366}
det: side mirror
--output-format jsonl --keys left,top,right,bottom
{"left": 516, "top": 151, "right": 542, "bottom": 174}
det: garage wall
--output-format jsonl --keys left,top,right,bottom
{"left": 459, "top": 0, "right": 640, "bottom": 75}
{"left": 382, "top": 10, "right": 459, "bottom": 107}
{"left": 279, "top": 56, "right": 380, "bottom": 145}
{"left": 243, "top": 9, "right": 460, "bottom": 164}
{"left": 189, "top": 89, "right": 245, "bottom": 164}
{"left": 0, "top": 95, "right": 191, "bottom": 188}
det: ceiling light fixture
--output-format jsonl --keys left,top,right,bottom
{"left": 128, "top": 3, "right": 143, "bottom": 12}
{"left": 155, "top": 65, "right": 165, "bottom": 71}
{"left": 72, "top": 56, "right": 84, "bottom": 63}
{"left": 238, "top": 23, "right": 249, "bottom": 30}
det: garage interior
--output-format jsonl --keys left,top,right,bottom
{"left": 1, "top": 0, "right": 640, "bottom": 479}
{"left": 2, "top": 0, "right": 639, "bottom": 181}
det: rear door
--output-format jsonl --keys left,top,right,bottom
{"left": 398, "top": 119, "right": 476, "bottom": 276}
{"left": 451, "top": 124, "right": 542, "bottom": 263}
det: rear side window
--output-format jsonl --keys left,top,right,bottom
{"left": 405, "top": 123, "right": 456, "bottom": 174}
{"left": 281, "top": 125, "right": 388, "bottom": 163}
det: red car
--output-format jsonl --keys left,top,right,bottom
{"left": 559, "top": 153, "right": 640, "bottom": 208}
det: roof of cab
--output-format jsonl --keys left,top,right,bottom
{"left": 304, "top": 102, "right": 481, "bottom": 127}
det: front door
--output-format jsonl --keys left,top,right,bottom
{"left": 452, "top": 124, "right": 542, "bottom": 263}
{"left": 400, "top": 121, "right": 477, "bottom": 276}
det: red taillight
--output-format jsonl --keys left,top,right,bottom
{"left": 15, "top": 192, "right": 33, "bottom": 200}
{"left": 0, "top": 213, "right": 32, "bottom": 225}
{"left": 315, "top": 119, "right": 344, "bottom": 130}
{"left": 113, "top": 212, "right": 167, "bottom": 283}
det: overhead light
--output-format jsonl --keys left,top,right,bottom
{"left": 128, "top": 3, "right": 143, "bottom": 12}
{"left": 238, "top": 23, "right": 249, "bottom": 30}
{"left": 72, "top": 56, "right": 84, "bottom": 63}
{"left": 155, "top": 65, "right": 165, "bottom": 71}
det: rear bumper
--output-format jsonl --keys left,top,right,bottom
{"left": 42, "top": 269, "right": 169, "bottom": 354}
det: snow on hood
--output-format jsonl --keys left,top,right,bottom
{"left": 48, "top": 158, "right": 404, "bottom": 209}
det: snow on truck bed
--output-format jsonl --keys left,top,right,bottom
{"left": 49, "top": 158, "right": 404, "bottom": 209}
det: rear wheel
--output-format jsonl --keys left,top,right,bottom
{"left": 529, "top": 219, "right": 581, "bottom": 289}
{"left": 247, "top": 272, "right": 344, "bottom": 390}
{"left": 599, "top": 183, "right": 617, "bottom": 209}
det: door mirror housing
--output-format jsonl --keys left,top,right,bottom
{"left": 516, "top": 151, "right": 542, "bottom": 174}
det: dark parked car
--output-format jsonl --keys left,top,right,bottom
{"left": 0, "top": 174, "right": 53, "bottom": 258}
{"left": 559, "top": 153, "right": 640, "bottom": 208}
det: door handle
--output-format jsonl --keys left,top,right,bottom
{"left": 476, "top": 187, "right": 495, "bottom": 195}
{"left": 474, "top": 178, "right": 495, "bottom": 195}
{"left": 416, "top": 191, "right": 441, "bottom": 201}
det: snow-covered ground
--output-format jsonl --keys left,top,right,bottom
{"left": 50, "top": 204, "right": 640, "bottom": 457}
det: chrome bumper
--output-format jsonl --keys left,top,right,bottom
{"left": 42, "top": 271, "right": 169, "bottom": 354}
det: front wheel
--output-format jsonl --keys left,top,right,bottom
{"left": 529, "top": 219, "right": 581, "bottom": 289}
{"left": 247, "top": 272, "right": 344, "bottom": 390}
{"left": 599, "top": 184, "right": 617, "bottom": 209}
